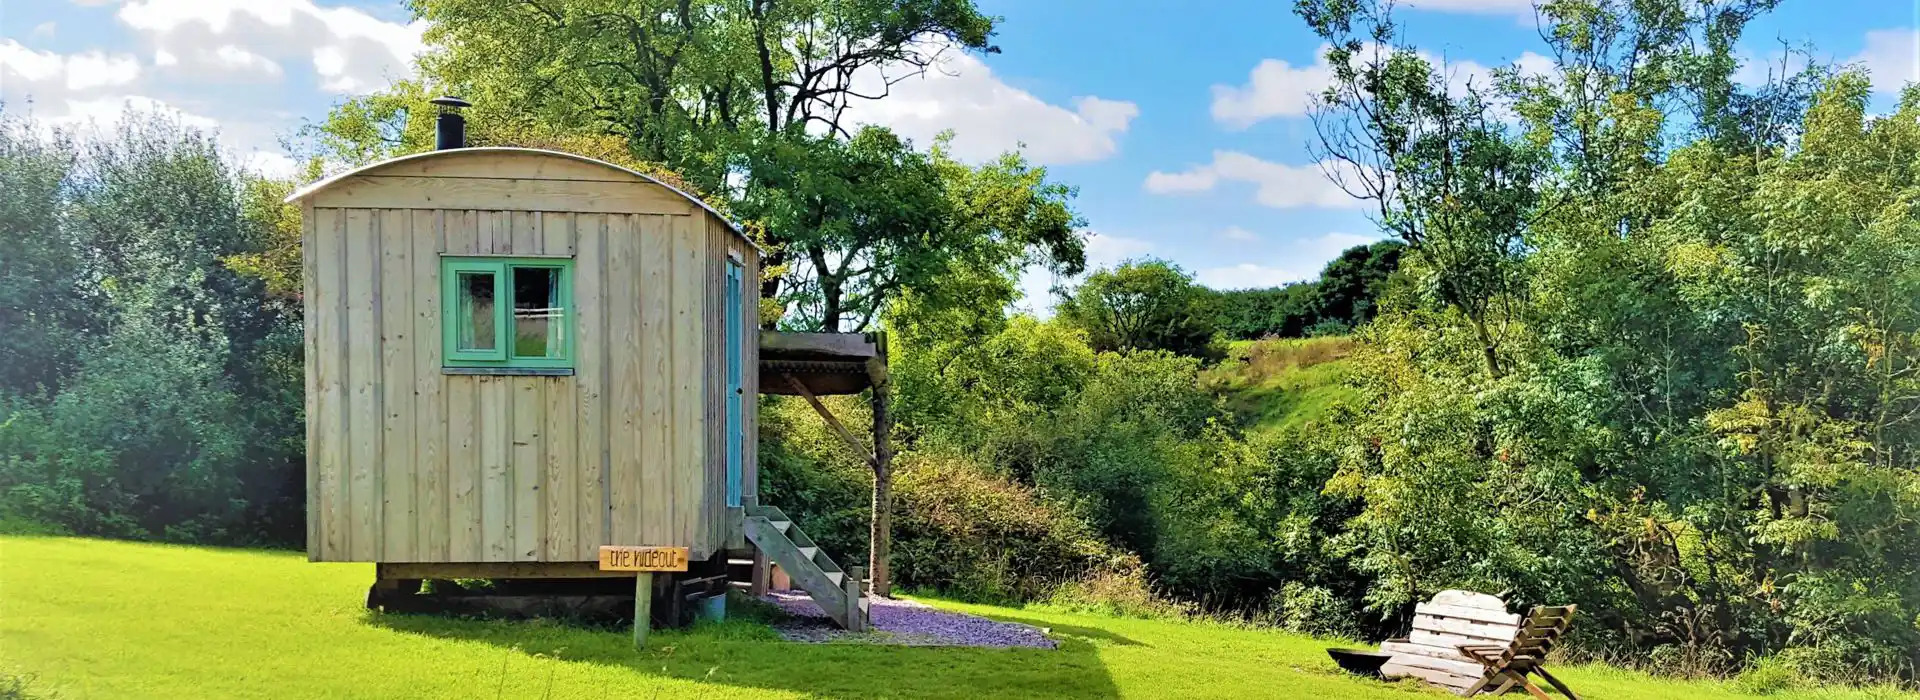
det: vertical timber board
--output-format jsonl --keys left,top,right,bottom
{"left": 574, "top": 214, "right": 608, "bottom": 559}
{"left": 445, "top": 211, "right": 483, "bottom": 561}
{"left": 412, "top": 209, "right": 448, "bottom": 561}
{"left": 378, "top": 209, "right": 416, "bottom": 562}
{"left": 706, "top": 220, "right": 725, "bottom": 549}
{"left": 637, "top": 214, "right": 672, "bottom": 548}
{"left": 310, "top": 207, "right": 345, "bottom": 560}
{"left": 511, "top": 376, "right": 543, "bottom": 561}
{"left": 302, "top": 202, "right": 319, "bottom": 559}
{"left": 608, "top": 214, "right": 644, "bottom": 546}
{"left": 510, "top": 211, "right": 543, "bottom": 561}
{"left": 481, "top": 211, "right": 513, "bottom": 561}
{"left": 672, "top": 213, "right": 704, "bottom": 552}
{"left": 345, "top": 208, "right": 383, "bottom": 561}
{"left": 744, "top": 242, "right": 760, "bottom": 502}
{"left": 542, "top": 212, "right": 579, "bottom": 561}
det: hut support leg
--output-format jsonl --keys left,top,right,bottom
{"left": 633, "top": 573, "right": 653, "bottom": 649}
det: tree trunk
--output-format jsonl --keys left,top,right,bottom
{"left": 1467, "top": 311, "right": 1503, "bottom": 378}
{"left": 867, "top": 342, "right": 893, "bottom": 598}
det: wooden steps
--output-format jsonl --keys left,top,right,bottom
{"left": 743, "top": 503, "right": 869, "bottom": 631}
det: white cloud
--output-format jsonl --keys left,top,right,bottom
{"left": 211, "top": 45, "right": 283, "bottom": 76}
{"left": 0, "top": 41, "right": 141, "bottom": 93}
{"left": 116, "top": 0, "right": 425, "bottom": 93}
{"left": 1210, "top": 57, "right": 1331, "bottom": 128}
{"left": 154, "top": 49, "right": 178, "bottom": 66}
{"left": 241, "top": 149, "right": 301, "bottom": 178}
{"left": 31, "top": 22, "right": 56, "bottom": 39}
{"left": 1211, "top": 43, "right": 1548, "bottom": 129}
{"left": 1197, "top": 232, "right": 1378, "bottom": 290}
{"left": 1221, "top": 226, "right": 1259, "bottom": 242}
{"left": 850, "top": 43, "right": 1138, "bottom": 165}
{"left": 1848, "top": 29, "right": 1918, "bottom": 93}
{"left": 1144, "top": 151, "right": 1362, "bottom": 209}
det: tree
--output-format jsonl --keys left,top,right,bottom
{"left": 1056, "top": 259, "right": 1221, "bottom": 359}
{"left": 1311, "top": 240, "right": 1404, "bottom": 331}
{"left": 1296, "top": 0, "right": 1542, "bottom": 377}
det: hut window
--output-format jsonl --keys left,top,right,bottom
{"left": 441, "top": 257, "right": 573, "bottom": 372}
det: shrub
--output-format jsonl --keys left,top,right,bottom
{"left": 891, "top": 451, "right": 1133, "bottom": 603}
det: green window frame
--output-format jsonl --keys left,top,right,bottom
{"left": 441, "top": 256, "right": 574, "bottom": 372}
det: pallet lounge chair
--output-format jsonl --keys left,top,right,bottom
{"left": 1381, "top": 590, "right": 1523, "bottom": 694}
{"left": 1457, "top": 605, "right": 1579, "bottom": 699}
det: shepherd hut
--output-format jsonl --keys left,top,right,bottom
{"left": 290, "top": 101, "right": 876, "bottom": 633}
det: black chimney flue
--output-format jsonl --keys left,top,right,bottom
{"left": 431, "top": 96, "right": 471, "bottom": 150}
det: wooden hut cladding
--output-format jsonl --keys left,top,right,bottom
{"left": 291, "top": 148, "right": 759, "bottom": 565}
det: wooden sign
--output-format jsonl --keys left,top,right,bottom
{"left": 598, "top": 545, "right": 689, "bottom": 572}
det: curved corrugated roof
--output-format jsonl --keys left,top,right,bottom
{"left": 285, "top": 147, "right": 748, "bottom": 241}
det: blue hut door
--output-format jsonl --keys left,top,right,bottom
{"left": 725, "top": 259, "right": 744, "bottom": 508}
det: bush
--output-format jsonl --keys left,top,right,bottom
{"left": 891, "top": 451, "right": 1133, "bottom": 603}
{"left": 1732, "top": 655, "right": 1809, "bottom": 696}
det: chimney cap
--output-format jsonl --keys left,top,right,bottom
{"left": 430, "top": 96, "right": 471, "bottom": 109}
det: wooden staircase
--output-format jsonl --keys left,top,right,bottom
{"left": 744, "top": 502, "right": 870, "bottom": 631}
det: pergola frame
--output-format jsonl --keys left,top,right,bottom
{"left": 756, "top": 331, "right": 894, "bottom": 597}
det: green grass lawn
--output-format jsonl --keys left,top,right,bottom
{"left": 2, "top": 536, "right": 1912, "bottom": 700}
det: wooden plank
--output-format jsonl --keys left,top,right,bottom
{"left": 301, "top": 202, "right": 319, "bottom": 559}
{"left": 368, "top": 150, "right": 647, "bottom": 182}
{"left": 311, "top": 175, "right": 697, "bottom": 215}
{"left": 511, "top": 377, "right": 543, "bottom": 561}
{"left": 345, "top": 208, "right": 382, "bottom": 561}
{"left": 633, "top": 572, "right": 653, "bottom": 649}
{"left": 481, "top": 375, "right": 511, "bottom": 561}
{"left": 743, "top": 245, "right": 759, "bottom": 503}
{"left": 445, "top": 211, "right": 483, "bottom": 561}
{"left": 705, "top": 222, "right": 723, "bottom": 551}
{"left": 638, "top": 215, "right": 672, "bottom": 548}
{"left": 609, "top": 214, "right": 645, "bottom": 546}
{"left": 1380, "top": 662, "right": 1478, "bottom": 690}
{"left": 1418, "top": 602, "right": 1523, "bottom": 626}
{"left": 377, "top": 561, "right": 637, "bottom": 580}
{"left": 1383, "top": 640, "right": 1472, "bottom": 661}
{"left": 412, "top": 209, "right": 448, "bottom": 562}
{"left": 671, "top": 213, "right": 703, "bottom": 551}
{"left": 1383, "top": 652, "right": 1487, "bottom": 678}
{"left": 758, "top": 331, "right": 878, "bottom": 358}
{"left": 542, "top": 212, "right": 578, "bottom": 561}
{"left": 1413, "top": 614, "right": 1522, "bottom": 641}
{"left": 1411, "top": 628, "right": 1515, "bottom": 649}
{"left": 512, "top": 210, "right": 537, "bottom": 256}
{"left": 574, "top": 214, "right": 608, "bottom": 559}
{"left": 378, "top": 209, "right": 416, "bottom": 562}
{"left": 541, "top": 210, "right": 576, "bottom": 256}
{"left": 310, "top": 207, "right": 346, "bottom": 560}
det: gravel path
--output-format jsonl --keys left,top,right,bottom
{"left": 764, "top": 591, "right": 1057, "bottom": 649}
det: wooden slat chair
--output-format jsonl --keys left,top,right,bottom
{"left": 1457, "top": 605, "right": 1579, "bottom": 699}
{"left": 1381, "top": 590, "right": 1523, "bottom": 694}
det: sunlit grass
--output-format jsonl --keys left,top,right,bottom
{"left": 1, "top": 536, "right": 1910, "bottom": 699}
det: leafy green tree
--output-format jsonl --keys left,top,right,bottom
{"left": 0, "top": 113, "right": 94, "bottom": 396}
{"left": 1057, "top": 259, "right": 1222, "bottom": 359}
{"left": 1297, "top": 0, "right": 1543, "bottom": 377}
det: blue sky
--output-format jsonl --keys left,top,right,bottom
{"left": 3, "top": 0, "right": 1917, "bottom": 311}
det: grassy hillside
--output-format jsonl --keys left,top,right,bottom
{"left": 1204, "top": 336, "right": 1361, "bottom": 433}
{"left": 4, "top": 536, "right": 1911, "bottom": 699}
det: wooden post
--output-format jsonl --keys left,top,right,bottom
{"left": 750, "top": 550, "right": 770, "bottom": 597}
{"left": 845, "top": 566, "right": 866, "bottom": 633}
{"left": 633, "top": 572, "right": 653, "bottom": 649}
{"left": 867, "top": 333, "right": 893, "bottom": 599}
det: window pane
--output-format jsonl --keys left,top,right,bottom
{"left": 456, "top": 271, "right": 497, "bottom": 351}
{"left": 513, "top": 266, "right": 563, "bottom": 358}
